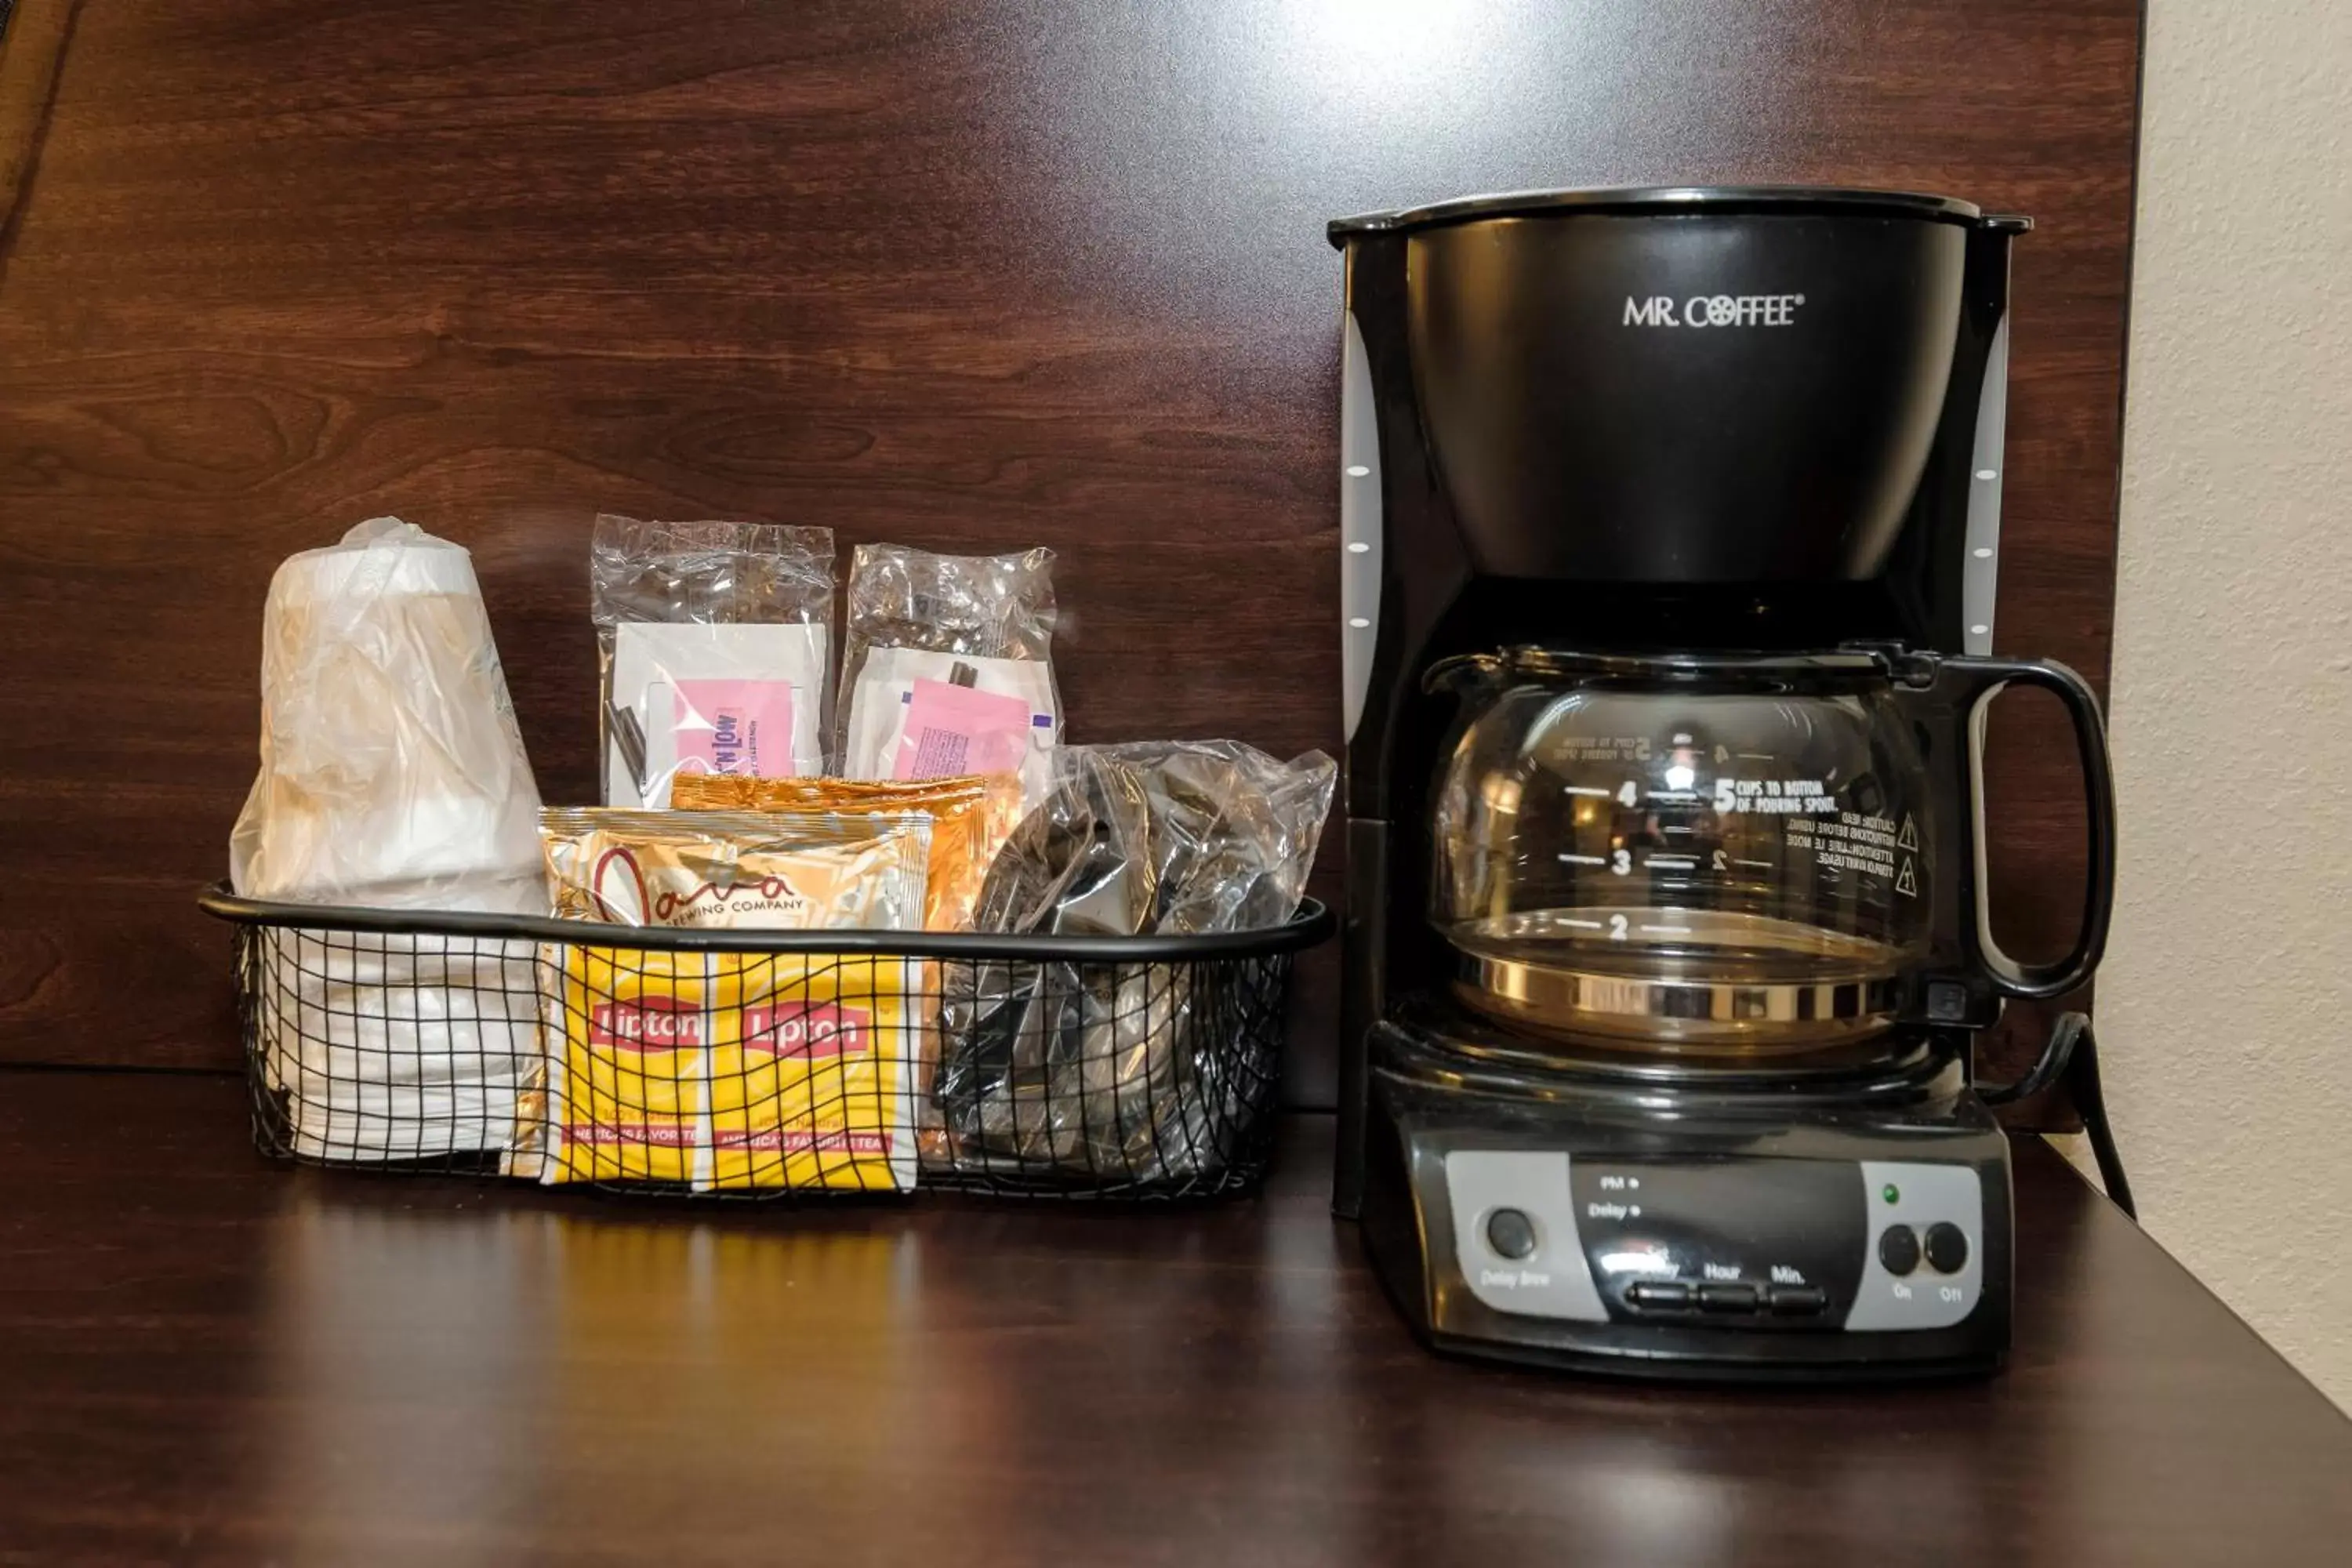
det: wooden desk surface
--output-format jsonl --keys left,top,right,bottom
{"left": 2, "top": 1069, "right": 2344, "bottom": 1566}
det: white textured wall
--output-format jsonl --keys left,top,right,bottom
{"left": 2095, "top": 0, "right": 2352, "bottom": 1409}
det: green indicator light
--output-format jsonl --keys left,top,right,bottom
{"left": 1882, "top": 1183, "right": 1901, "bottom": 1204}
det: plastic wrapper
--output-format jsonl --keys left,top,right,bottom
{"left": 229, "top": 517, "right": 544, "bottom": 1160}
{"left": 668, "top": 772, "right": 1025, "bottom": 934}
{"left": 837, "top": 544, "right": 1060, "bottom": 807}
{"left": 592, "top": 515, "right": 834, "bottom": 807}
{"left": 935, "top": 741, "right": 1334, "bottom": 1179}
{"left": 248, "top": 931, "right": 542, "bottom": 1163}
{"left": 514, "top": 808, "right": 930, "bottom": 1192}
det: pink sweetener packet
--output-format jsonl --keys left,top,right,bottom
{"left": 673, "top": 679, "right": 796, "bottom": 779}
{"left": 894, "top": 677, "right": 1031, "bottom": 779}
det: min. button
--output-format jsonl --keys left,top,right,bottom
{"left": 1766, "top": 1284, "right": 1828, "bottom": 1316}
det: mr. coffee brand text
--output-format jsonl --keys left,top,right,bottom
{"left": 1622, "top": 293, "right": 1805, "bottom": 328}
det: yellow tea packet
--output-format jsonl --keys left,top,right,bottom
{"left": 524, "top": 944, "right": 711, "bottom": 1188}
{"left": 667, "top": 775, "right": 1024, "bottom": 1155}
{"left": 668, "top": 773, "right": 1022, "bottom": 931}
{"left": 513, "top": 809, "right": 930, "bottom": 1192}
{"left": 706, "top": 950, "right": 916, "bottom": 1189}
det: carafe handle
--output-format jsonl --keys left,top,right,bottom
{"left": 1926, "top": 655, "right": 2118, "bottom": 1000}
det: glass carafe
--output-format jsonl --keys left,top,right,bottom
{"left": 1428, "top": 647, "right": 2114, "bottom": 1055}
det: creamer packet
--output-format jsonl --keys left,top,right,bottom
{"left": 512, "top": 809, "right": 931, "bottom": 1192}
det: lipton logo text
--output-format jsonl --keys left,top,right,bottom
{"left": 590, "top": 996, "right": 706, "bottom": 1049}
{"left": 585, "top": 999, "right": 871, "bottom": 1056}
{"left": 741, "top": 1002, "right": 869, "bottom": 1058}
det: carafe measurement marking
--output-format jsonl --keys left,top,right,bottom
{"left": 1713, "top": 778, "right": 1838, "bottom": 815}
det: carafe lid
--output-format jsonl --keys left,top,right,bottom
{"left": 1330, "top": 184, "right": 2029, "bottom": 242}
{"left": 1427, "top": 645, "right": 1893, "bottom": 694}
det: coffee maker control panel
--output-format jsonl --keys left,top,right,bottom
{"left": 1443, "top": 1149, "right": 1985, "bottom": 1333}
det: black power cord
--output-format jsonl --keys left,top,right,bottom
{"left": 1977, "top": 1011, "right": 2136, "bottom": 1219}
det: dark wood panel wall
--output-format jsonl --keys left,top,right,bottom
{"left": 0, "top": 1, "right": 2142, "bottom": 1114}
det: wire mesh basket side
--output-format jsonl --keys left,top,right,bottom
{"left": 225, "top": 906, "right": 1311, "bottom": 1201}
{"left": 237, "top": 921, "right": 535, "bottom": 1174}
{"left": 925, "top": 951, "right": 1290, "bottom": 1196}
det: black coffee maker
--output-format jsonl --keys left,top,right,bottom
{"left": 1329, "top": 187, "right": 2118, "bottom": 1381}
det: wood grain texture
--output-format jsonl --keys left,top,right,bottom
{"left": 1, "top": 1075, "right": 2347, "bottom": 1566}
{"left": 0, "top": 2, "right": 2143, "bottom": 1111}
{"left": 0, "top": 0, "right": 74, "bottom": 241}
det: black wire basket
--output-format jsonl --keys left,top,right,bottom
{"left": 198, "top": 885, "right": 1332, "bottom": 1200}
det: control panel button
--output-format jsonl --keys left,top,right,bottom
{"left": 1444, "top": 1152, "right": 1608, "bottom": 1323}
{"left": 1624, "top": 1279, "right": 1692, "bottom": 1310}
{"left": 1878, "top": 1224, "right": 1922, "bottom": 1276}
{"left": 1697, "top": 1282, "right": 1760, "bottom": 1314}
{"left": 1923, "top": 1221, "right": 1971, "bottom": 1274}
{"left": 1766, "top": 1284, "right": 1828, "bottom": 1316}
{"left": 1485, "top": 1207, "right": 1539, "bottom": 1261}
{"left": 1852, "top": 1161, "right": 1987, "bottom": 1334}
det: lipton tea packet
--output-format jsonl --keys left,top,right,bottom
{"left": 668, "top": 774, "right": 1022, "bottom": 932}
{"left": 665, "top": 779, "right": 1017, "bottom": 1160}
{"left": 511, "top": 809, "right": 931, "bottom": 1192}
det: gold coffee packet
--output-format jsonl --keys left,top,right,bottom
{"left": 668, "top": 773, "right": 1022, "bottom": 932}
{"left": 539, "top": 808, "right": 931, "bottom": 930}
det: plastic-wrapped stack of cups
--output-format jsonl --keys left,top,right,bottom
{"left": 230, "top": 517, "right": 545, "bottom": 1160}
